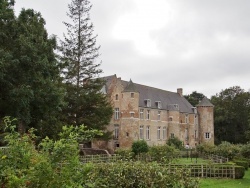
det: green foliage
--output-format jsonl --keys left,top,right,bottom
{"left": 211, "top": 86, "right": 250, "bottom": 144}
{"left": 184, "top": 91, "right": 205, "bottom": 106}
{"left": 214, "top": 142, "right": 241, "bottom": 160}
{"left": 0, "top": 117, "right": 99, "bottom": 187}
{"left": 196, "top": 143, "right": 216, "bottom": 154}
{"left": 233, "top": 160, "right": 248, "bottom": 170}
{"left": 131, "top": 140, "right": 149, "bottom": 155}
{"left": 166, "top": 137, "right": 184, "bottom": 150}
{"left": 114, "top": 148, "right": 134, "bottom": 160}
{"left": 0, "top": 2, "right": 65, "bottom": 137}
{"left": 86, "top": 161, "right": 199, "bottom": 188}
{"left": 240, "top": 143, "right": 250, "bottom": 158}
{"left": 149, "top": 145, "right": 180, "bottom": 163}
{"left": 234, "top": 166, "right": 245, "bottom": 179}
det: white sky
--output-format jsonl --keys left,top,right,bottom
{"left": 14, "top": 0, "right": 250, "bottom": 98}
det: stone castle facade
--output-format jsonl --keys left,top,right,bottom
{"left": 93, "top": 75, "right": 214, "bottom": 153}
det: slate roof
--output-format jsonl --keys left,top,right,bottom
{"left": 102, "top": 75, "right": 195, "bottom": 113}
{"left": 197, "top": 97, "right": 214, "bottom": 107}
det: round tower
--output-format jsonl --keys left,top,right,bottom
{"left": 196, "top": 97, "right": 214, "bottom": 145}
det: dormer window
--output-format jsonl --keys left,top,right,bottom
{"left": 144, "top": 99, "right": 151, "bottom": 107}
{"left": 174, "top": 104, "right": 179, "bottom": 109}
{"left": 155, "top": 101, "right": 161, "bottom": 109}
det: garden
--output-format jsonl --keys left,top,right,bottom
{"left": 1, "top": 118, "right": 250, "bottom": 187}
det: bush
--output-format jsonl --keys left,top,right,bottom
{"left": 149, "top": 145, "right": 179, "bottom": 163}
{"left": 235, "top": 166, "right": 245, "bottom": 179}
{"left": 214, "top": 142, "right": 240, "bottom": 160}
{"left": 131, "top": 140, "right": 149, "bottom": 155}
{"left": 86, "top": 161, "right": 199, "bottom": 188}
{"left": 166, "top": 137, "right": 183, "bottom": 150}
{"left": 233, "top": 160, "right": 249, "bottom": 170}
{"left": 240, "top": 143, "right": 250, "bottom": 158}
{"left": 114, "top": 148, "right": 134, "bottom": 160}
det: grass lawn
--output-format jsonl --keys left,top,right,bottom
{"left": 173, "top": 157, "right": 209, "bottom": 164}
{"left": 200, "top": 169, "right": 250, "bottom": 188}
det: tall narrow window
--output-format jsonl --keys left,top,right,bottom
{"left": 185, "top": 128, "right": 188, "bottom": 140}
{"left": 147, "top": 110, "right": 150, "bottom": 120}
{"left": 114, "top": 124, "right": 119, "bottom": 139}
{"left": 114, "top": 108, "right": 119, "bottom": 120}
{"left": 195, "top": 115, "right": 197, "bottom": 125}
{"left": 140, "top": 109, "right": 144, "bottom": 119}
{"left": 115, "top": 94, "right": 118, "bottom": 100}
{"left": 146, "top": 126, "right": 150, "bottom": 140}
{"left": 185, "top": 114, "right": 189, "bottom": 123}
{"left": 195, "top": 130, "right": 197, "bottom": 140}
{"left": 157, "top": 111, "right": 161, "bottom": 121}
{"left": 157, "top": 126, "right": 161, "bottom": 140}
{"left": 163, "top": 126, "right": 167, "bottom": 140}
{"left": 139, "top": 125, "right": 144, "bottom": 139}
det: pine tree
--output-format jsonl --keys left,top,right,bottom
{"left": 60, "top": 0, "right": 112, "bottom": 131}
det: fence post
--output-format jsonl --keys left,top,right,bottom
{"left": 201, "top": 165, "right": 204, "bottom": 178}
{"left": 233, "top": 165, "right": 235, "bottom": 179}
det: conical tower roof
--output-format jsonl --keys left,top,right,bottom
{"left": 197, "top": 97, "right": 214, "bottom": 107}
{"left": 123, "top": 79, "right": 138, "bottom": 92}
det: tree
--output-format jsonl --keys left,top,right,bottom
{"left": 59, "top": 0, "right": 113, "bottom": 131}
{"left": 184, "top": 91, "right": 205, "bottom": 106}
{"left": 0, "top": 3, "right": 65, "bottom": 138}
{"left": 211, "top": 86, "right": 250, "bottom": 144}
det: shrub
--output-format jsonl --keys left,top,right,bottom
{"left": 114, "top": 148, "right": 134, "bottom": 160}
{"left": 131, "top": 140, "right": 149, "bottom": 156}
{"left": 240, "top": 143, "right": 250, "bottom": 158}
{"left": 235, "top": 166, "right": 245, "bottom": 179}
{"left": 86, "top": 161, "right": 200, "bottom": 188}
{"left": 214, "top": 142, "right": 240, "bottom": 160}
{"left": 196, "top": 143, "right": 215, "bottom": 154}
{"left": 166, "top": 137, "right": 183, "bottom": 150}
{"left": 149, "top": 145, "right": 179, "bottom": 163}
{"left": 233, "top": 160, "right": 248, "bottom": 170}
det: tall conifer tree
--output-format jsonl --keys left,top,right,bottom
{"left": 60, "top": 0, "right": 112, "bottom": 131}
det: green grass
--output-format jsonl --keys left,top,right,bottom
{"left": 173, "top": 157, "right": 210, "bottom": 164}
{"left": 200, "top": 169, "right": 250, "bottom": 188}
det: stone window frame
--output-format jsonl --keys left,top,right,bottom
{"left": 140, "top": 109, "right": 144, "bottom": 119}
{"left": 157, "top": 126, "right": 161, "bottom": 140}
{"left": 114, "top": 108, "right": 119, "bottom": 120}
{"left": 163, "top": 126, "right": 167, "bottom": 140}
{"left": 114, "top": 124, "right": 119, "bottom": 139}
{"left": 139, "top": 125, "right": 144, "bottom": 139}
{"left": 146, "top": 126, "right": 150, "bottom": 140}
{"left": 205, "top": 132, "right": 210, "bottom": 139}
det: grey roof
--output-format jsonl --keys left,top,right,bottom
{"left": 123, "top": 79, "right": 138, "bottom": 92}
{"left": 197, "top": 97, "right": 214, "bottom": 107}
{"left": 102, "top": 75, "right": 195, "bottom": 113}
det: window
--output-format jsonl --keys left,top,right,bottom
{"left": 205, "top": 132, "right": 210, "bottom": 139}
{"left": 170, "top": 133, "right": 174, "bottom": 139}
{"left": 145, "top": 99, "right": 151, "bottom": 107}
{"left": 115, "top": 94, "right": 118, "bottom": 100}
{"left": 140, "top": 109, "right": 144, "bottom": 119}
{"left": 185, "top": 114, "right": 189, "bottom": 123}
{"left": 157, "top": 111, "right": 161, "bottom": 121}
{"left": 156, "top": 101, "right": 161, "bottom": 109}
{"left": 147, "top": 110, "right": 150, "bottom": 120}
{"left": 146, "top": 126, "right": 150, "bottom": 140}
{"left": 157, "top": 126, "right": 161, "bottom": 140}
{"left": 114, "top": 124, "right": 119, "bottom": 139}
{"left": 163, "top": 127, "right": 167, "bottom": 140}
{"left": 185, "top": 128, "right": 188, "bottom": 140}
{"left": 114, "top": 108, "right": 119, "bottom": 120}
{"left": 195, "top": 130, "right": 197, "bottom": 140}
{"left": 169, "top": 116, "right": 173, "bottom": 121}
{"left": 139, "top": 125, "right": 144, "bottom": 139}
{"left": 131, "top": 92, "right": 134, "bottom": 98}
{"left": 130, "top": 112, "right": 135, "bottom": 118}
{"left": 194, "top": 115, "right": 198, "bottom": 125}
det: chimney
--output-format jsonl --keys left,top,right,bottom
{"left": 177, "top": 88, "right": 183, "bottom": 97}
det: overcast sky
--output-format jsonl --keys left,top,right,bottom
{"left": 14, "top": 0, "right": 250, "bottom": 98}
